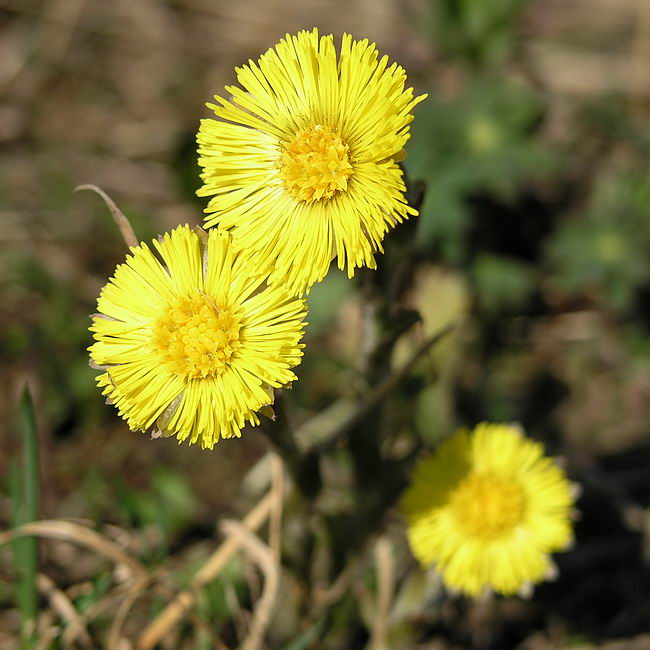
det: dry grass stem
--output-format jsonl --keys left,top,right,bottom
{"left": 269, "top": 453, "right": 284, "bottom": 562}
{"left": 313, "top": 559, "right": 356, "bottom": 608}
{"left": 36, "top": 573, "right": 93, "bottom": 648}
{"left": 371, "top": 537, "right": 395, "bottom": 650}
{"left": 0, "top": 520, "right": 148, "bottom": 580}
{"left": 35, "top": 610, "right": 59, "bottom": 650}
{"left": 107, "top": 576, "right": 151, "bottom": 650}
{"left": 224, "top": 578, "right": 248, "bottom": 644}
{"left": 137, "top": 491, "right": 274, "bottom": 650}
{"left": 75, "top": 184, "right": 139, "bottom": 249}
{"left": 220, "top": 519, "right": 280, "bottom": 650}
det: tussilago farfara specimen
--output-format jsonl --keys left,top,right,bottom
{"left": 402, "top": 423, "right": 576, "bottom": 596}
{"left": 197, "top": 28, "right": 427, "bottom": 296}
{"left": 89, "top": 225, "right": 306, "bottom": 449}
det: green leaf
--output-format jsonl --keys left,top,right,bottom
{"left": 406, "top": 76, "right": 555, "bottom": 260}
{"left": 546, "top": 173, "right": 650, "bottom": 312}
{"left": 431, "top": 0, "right": 529, "bottom": 66}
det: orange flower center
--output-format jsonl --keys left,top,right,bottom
{"left": 450, "top": 472, "right": 526, "bottom": 539}
{"left": 151, "top": 293, "right": 241, "bottom": 379}
{"left": 280, "top": 124, "right": 353, "bottom": 203}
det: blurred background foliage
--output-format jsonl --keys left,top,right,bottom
{"left": 2, "top": 0, "right": 650, "bottom": 647}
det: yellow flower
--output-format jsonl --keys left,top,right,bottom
{"left": 89, "top": 225, "right": 306, "bottom": 449}
{"left": 197, "top": 28, "right": 426, "bottom": 296}
{"left": 402, "top": 423, "right": 575, "bottom": 596}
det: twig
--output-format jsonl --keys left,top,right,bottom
{"left": 220, "top": 520, "right": 280, "bottom": 650}
{"left": 137, "top": 492, "right": 274, "bottom": 650}
{"left": 75, "top": 184, "right": 139, "bottom": 249}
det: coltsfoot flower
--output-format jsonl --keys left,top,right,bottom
{"left": 89, "top": 225, "right": 306, "bottom": 448}
{"left": 197, "top": 28, "right": 426, "bottom": 295}
{"left": 402, "top": 423, "right": 575, "bottom": 596}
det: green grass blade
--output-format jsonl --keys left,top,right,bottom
{"left": 14, "top": 386, "right": 41, "bottom": 649}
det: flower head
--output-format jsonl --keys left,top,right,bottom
{"left": 402, "top": 423, "right": 575, "bottom": 596}
{"left": 197, "top": 28, "right": 426, "bottom": 295}
{"left": 89, "top": 225, "right": 306, "bottom": 448}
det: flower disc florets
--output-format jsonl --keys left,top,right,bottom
{"left": 450, "top": 472, "right": 526, "bottom": 539}
{"left": 280, "top": 125, "right": 353, "bottom": 203}
{"left": 151, "top": 293, "right": 241, "bottom": 380}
